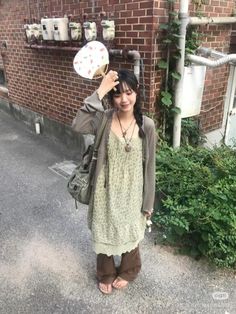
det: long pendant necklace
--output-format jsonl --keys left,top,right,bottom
{"left": 121, "top": 117, "right": 135, "bottom": 136}
{"left": 117, "top": 113, "right": 136, "bottom": 152}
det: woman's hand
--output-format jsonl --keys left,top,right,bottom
{"left": 144, "top": 209, "right": 153, "bottom": 232}
{"left": 96, "top": 70, "right": 119, "bottom": 100}
{"left": 143, "top": 209, "right": 154, "bottom": 218}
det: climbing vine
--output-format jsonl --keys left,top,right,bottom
{"left": 156, "top": 0, "right": 206, "bottom": 146}
{"left": 192, "top": 0, "right": 209, "bottom": 9}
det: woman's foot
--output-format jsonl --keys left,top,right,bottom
{"left": 98, "top": 282, "right": 113, "bottom": 294}
{"left": 112, "top": 276, "right": 129, "bottom": 289}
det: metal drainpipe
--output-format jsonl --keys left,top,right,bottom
{"left": 189, "top": 16, "right": 236, "bottom": 26}
{"left": 27, "top": 0, "right": 31, "bottom": 22}
{"left": 187, "top": 53, "right": 236, "bottom": 67}
{"left": 196, "top": 47, "right": 227, "bottom": 59}
{"left": 173, "top": 1, "right": 236, "bottom": 148}
{"left": 189, "top": 47, "right": 236, "bottom": 137}
{"left": 109, "top": 49, "right": 141, "bottom": 82}
{"left": 173, "top": 0, "right": 189, "bottom": 148}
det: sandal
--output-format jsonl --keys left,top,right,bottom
{"left": 98, "top": 282, "right": 113, "bottom": 295}
{"left": 112, "top": 276, "right": 129, "bottom": 290}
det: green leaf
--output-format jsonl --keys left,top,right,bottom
{"left": 159, "top": 23, "right": 169, "bottom": 30}
{"left": 201, "top": 232, "right": 209, "bottom": 241}
{"left": 171, "top": 107, "right": 181, "bottom": 114}
{"left": 172, "top": 34, "right": 182, "bottom": 38}
{"left": 171, "top": 71, "right": 181, "bottom": 80}
{"left": 161, "top": 91, "right": 172, "bottom": 99}
{"left": 157, "top": 60, "right": 168, "bottom": 69}
{"left": 173, "top": 51, "right": 182, "bottom": 59}
{"left": 163, "top": 39, "right": 172, "bottom": 44}
{"left": 185, "top": 47, "right": 195, "bottom": 54}
{"left": 161, "top": 96, "right": 172, "bottom": 107}
{"left": 169, "top": 11, "right": 178, "bottom": 16}
{"left": 173, "top": 225, "right": 186, "bottom": 236}
{"left": 172, "top": 19, "right": 181, "bottom": 26}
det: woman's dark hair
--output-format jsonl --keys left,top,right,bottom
{"left": 108, "top": 69, "right": 145, "bottom": 138}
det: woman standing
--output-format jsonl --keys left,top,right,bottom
{"left": 72, "top": 69, "right": 156, "bottom": 294}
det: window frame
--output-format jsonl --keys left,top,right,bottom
{"left": 0, "top": 67, "right": 6, "bottom": 87}
{"left": 0, "top": 65, "right": 8, "bottom": 97}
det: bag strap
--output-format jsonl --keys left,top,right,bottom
{"left": 93, "top": 113, "right": 108, "bottom": 152}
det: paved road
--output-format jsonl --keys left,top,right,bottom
{"left": 0, "top": 109, "right": 235, "bottom": 314}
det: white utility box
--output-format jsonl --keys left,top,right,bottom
{"left": 41, "top": 18, "right": 54, "bottom": 40}
{"left": 53, "top": 17, "right": 70, "bottom": 41}
{"left": 101, "top": 20, "right": 115, "bottom": 41}
{"left": 24, "top": 24, "right": 42, "bottom": 41}
{"left": 69, "top": 22, "right": 82, "bottom": 41}
{"left": 83, "top": 21, "right": 97, "bottom": 41}
{"left": 181, "top": 65, "right": 206, "bottom": 118}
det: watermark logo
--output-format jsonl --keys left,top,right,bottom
{"left": 212, "top": 292, "right": 229, "bottom": 301}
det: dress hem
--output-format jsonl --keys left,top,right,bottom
{"left": 92, "top": 236, "right": 144, "bottom": 257}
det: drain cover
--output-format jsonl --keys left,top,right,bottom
{"left": 49, "top": 161, "right": 77, "bottom": 179}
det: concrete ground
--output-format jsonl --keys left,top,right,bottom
{"left": 0, "top": 109, "right": 235, "bottom": 314}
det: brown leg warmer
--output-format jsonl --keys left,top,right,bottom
{"left": 117, "top": 246, "right": 141, "bottom": 282}
{"left": 96, "top": 254, "right": 117, "bottom": 284}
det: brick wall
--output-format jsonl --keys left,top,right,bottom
{"left": 0, "top": 0, "right": 157, "bottom": 126}
{"left": 0, "top": 0, "right": 235, "bottom": 134}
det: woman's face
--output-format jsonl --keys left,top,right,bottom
{"left": 112, "top": 83, "right": 137, "bottom": 114}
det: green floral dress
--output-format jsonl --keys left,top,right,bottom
{"left": 89, "top": 130, "right": 146, "bottom": 256}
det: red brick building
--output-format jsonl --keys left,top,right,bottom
{"left": 0, "top": 0, "right": 236, "bottom": 148}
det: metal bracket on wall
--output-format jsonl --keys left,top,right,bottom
{"left": 0, "top": 41, "right": 7, "bottom": 57}
{"left": 24, "top": 43, "right": 80, "bottom": 52}
{"left": 193, "top": 0, "right": 209, "bottom": 7}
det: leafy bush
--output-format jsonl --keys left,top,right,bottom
{"left": 153, "top": 143, "right": 236, "bottom": 268}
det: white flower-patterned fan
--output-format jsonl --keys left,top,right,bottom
{"left": 73, "top": 41, "right": 109, "bottom": 79}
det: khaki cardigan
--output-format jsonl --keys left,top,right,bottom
{"left": 72, "top": 91, "right": 156, "bottom": 213}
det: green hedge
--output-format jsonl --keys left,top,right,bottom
{"left": 153, "top": 143, "right": 236, "bottom": 268}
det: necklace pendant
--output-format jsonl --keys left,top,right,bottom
{"left": 125, "top": 144, "right": 131, "bottom": 152}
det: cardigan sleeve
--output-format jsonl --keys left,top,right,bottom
{"left": 142, "top": 118, "right": 156, "bottom": 212}
{"left": 72, "top": 91, "right": 105, "bottom": 135}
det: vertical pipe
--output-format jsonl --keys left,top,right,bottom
{"left": 91, "top": 0, "right": 95, "bottom": 15}
{"left": 173, "top": 0, "right": 189, "bottom": 148}
{"left": 224, "top": 65, "right": 236, "bottom": 143}
{"left": 37, "top": 0, "right": 40, "bottom": 21}
{"left": 181, "top": 0, "right": 189, "bottom": 12}
{"left": 133, "top": 59, "right": 140, "bottom": 82}
{"left": 27, "top": 0, "right": 31, "bottom": 22}
{"left": 61, "top": 0, "right": 63, "bottom": 13}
